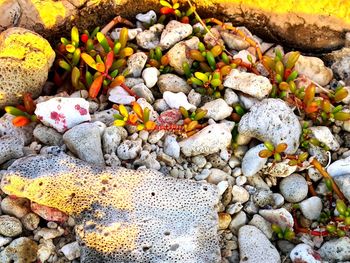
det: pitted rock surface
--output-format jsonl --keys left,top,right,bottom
{"left": 0, "top": 153, "right": 220, "bottom": 263}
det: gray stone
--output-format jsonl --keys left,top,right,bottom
{"left": 0, "top": 135, "right": 24, "bottom": 165}
{"left": 279, "top": 174, "right": 308, "bottom": 203}
{"left": 134, "top": 151, "right": 160, "bottom": 170}
{"left": 163, "top": 135, "right": 180, "bottom": 159}
{"left": 33, "top": 124, "right": 63, "bottom": 145}
{"left": 131, "top": 83, "right": 154, "bottom": 103}
{"left": 21, "top": 212, "right": 40, "bottom": 231}
{"left": 157, "top": 73, "right": 192, "bottom": 94}
{"left": 242, "top": 144, "right": 268, "bottom": 177}
{"left": 290, "top": 244, "right": 322, "bottom": 263}
{"left": 126, "top": 52, "right": 148, "bottom": 77}
{"left": 259, "top": 208, "right": 294, "bottom": 229}
{"left": 0, "top": 215, "right": 22, "bottom": 237}
{"left": 117, "top": 139, "right": 142, "bottom": 160}
{"left": 309, "top": 126, "right": 340, "bottom": 151}
{"left": 1, "top": 196, "right": 30, "bottom": 218}
{"left": 318, "top": 237, "right": 350, "bottom": 262}
{"left": 238, "top": 98, "right": 301, "bottom": 154}
{"left": 200, "top": 99, "right": 233, "bottom": 121}
{"left": 61, "top": 241, "right": 81, "bottom": 261}
{"left": 238, "top": 225, "right": 280, "bottom": 263}
{"left": 229, "top": 211, "right": 247, "bottom": 234}
{"left": 299, "top": 196, "right": 323, "bottom": 220}
{"left": 63, "top": 123, "right": 104, "bottom": 165}
{"left": 136, "top": 24, "right": 164, "bottom": 50}
{"left": 249, "top": 214, "right": 273, "bottom": 239}
{"left": 102, "top": 126, "right": 127, "bottom": 155}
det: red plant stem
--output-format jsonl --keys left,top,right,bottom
{"left": 120, "top": 83, "right": 139, "bottom": 99}
{"left": 305, "top": 174, "right": 317, "bottom": 196}
{"left": 293, "top": 210, "right": 329, "bottom": 237}
{"left": 101, "top": 16, "right": 134, "bottom": 35}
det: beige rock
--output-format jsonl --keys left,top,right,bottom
{"left": 0, "top": 27, "right": 55, "bottom": 109}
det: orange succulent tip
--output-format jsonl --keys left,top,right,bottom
{"left": 128, "top": 114, "right": 138, "bottom": 124}
{"left": 275, "top": 143, "right": 288, "bottom": 153}
{"left": 258, "top": 149, "right": 273, "bottom": 158}
{"left": 145, "top": 121, "right": 156, "bottom": 130}
{"left": 304, "top": 84, "right": 316, "bottom": 105}
{"left": 184, "top": 118, "right": 192, "bottom": 124}
{"left": 12, "top": 116, "right": 30, "bottom": 127}
{"left": 160, "top": 55, "right": 170, "bottom": 66}
{"left": 23, "top": 93, "right": 36, "bottom": 115}
{"left": 111, "top": 75, "right": 125, "bottom": 87}
{"left": 96, "top": 62, "right": 106, "bottom": 73}
{"left": 305, "top": 102, "right": 319, "bottom": 114}
{"left": 131, "top": 102, "right": 143, "bottom": 119}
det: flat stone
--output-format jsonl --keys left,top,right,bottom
{"left": 160, "top": 20, "right": 193, "bottom": 50}
{"left": 318, "top": 237, "right": 350, "bottom": 262}
{"left": 157, "top": 74, "right": 192, "bottom": 94}
{"left": 242, "top": 144, "right": 268, "bottom": 177}
{"left": 200, "top": 99, "right": 233, "bottom": 121}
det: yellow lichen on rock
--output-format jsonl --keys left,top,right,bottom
{"left": 0, "top": 27, "right": 55, "bottom": 109}
{"left": 31, "top": 0, "right": 67, "bottom": 28}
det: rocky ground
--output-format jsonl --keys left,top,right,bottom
{"left": 1, "top": 4, "right": 350, "bottom": 263}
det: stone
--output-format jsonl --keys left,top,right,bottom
{"left": 238, "top": 225, "right": 280, "bottom": 263}
{"left": 37, "top": 239, "right": 55, "bottom": 263}
{"left": 238, "top": 93, "right": 260, "bottom": 110}
{"left": 30, "top": 202, "right": 68, "bottom": 223}
{"left": 108, "top": 85, "right": 136, "bottom": 105}
{"left": 142, "top": 67, "right": 160, "bottom": 88}
{"left": 259, "top": 208, "right": 294, "bottom": 229}
{"left": 294, "top": 55, "right": 333, "bottom": 86}
{"left": 249, "top": 214, "right": 273, "bottom": 239}
{"left": 148, "top": 130, "right": 165, "bottom": 144}
{"left": 253, "top": 189, "right": 275, "bottom": 208}
{"left": 125, "top": 52, "right": 148, "bottom": 77}
{"left": 0, "top": 215, "right": 22, "bottom": 237}
{"left": 309, "top": 126, "right": 340, "bottom": 151}
{"left": 33, "top": 124, "right": 63, "bottom": 146}
{"left": 163, "top": 135, "right": 180, "bottom": 159}
{"left": 327, "top": 157, "right": 350, "bottom": 201}
{"left": 117, "top": 139, "right": 142, "bottom": 160}
{"left": 153, "top": 99, "right": 170, "bottom": 112}
{"left": 241, "top": 144, "right": 268, "bottom": 177}
{"left": 179, "top": 123, "right": 233, "bottom": 157}
{"left": 217, "top": 181, "right": 229, "bottom": 195}
{"left": 279, "top": 174, "right": 308, "bottom": 203}
{"left": 318, "top": 237, "right": 350, "bottom": 262}
{"left": 238, "top": 98, "right": 301, "bottom": 154}
{"left": 102, "top": 126, "right": 127, "bottom": 155}
{"left": 134, "top": 151, "right": 160, "bottom": 170}
{"left": 136, "top": 23, "right": 164, "bottom": 50}
{"left": 167, "top": 37, "right": 199, "bottom": 75}
{"left": 111, "top": 27, "right": 142, "bottom": 41}
{"left": 131, "top": 83, "right": 155, "bottom": 103}
{"left": 163, "top": 91, "right": 196, "bottom": 111}
{"left": 1, "top": 196, "right": 30, "bottom": 218}
{"left": 200, "top": 99, "right": 233, "bottom": 121}
{"left": 0, "top": 237, "right": 38, "bottom": 263}
{"left": 229, "top": 211, "right": 247, "bottom": 234}
{"left": 330, "top": 52, "right": 350, "bottom": 85}
{"left": 265, "top": 159, "right": 297, "bottom": 177}
{"left": 203, "top": 27, "right": 223, "bottom": 47}
{"left": 224, "top": 89, "right": 239, "bottom": 106}
{"left": 21, "top": 213, "right": 40, "bottom": 231}
{"left": 35, "top": 97, "right": 90, "bottom": 133}
{"left": 220, "top": 30, "right": 250, "bottom": 50}
{"left": 61, "top": 241, "right": 81, "bottom": 261}
{"left": 223, "top": 69, "right": 272, "bottom": 99}
{"left": 231, "top": 185, "right": 250, "bottom": 203}
{"left": 157, "top": 109, "right": 182, "bottom": 125}
{"left": 136, "top": 10, "right": 157, "bottom": 24}
{"left": 290, "top": 244, "right": 322, "bottom": 263}
{"left": 160, "top": 20, "right": 193, "bottom": 50}
{"left": 63, "top": 123, "right": 104, "bottom": 165}
{"left": 0, "top": 135, "right": 24, "bottom": 165}
{"left": 1, "top": 153, "right": 221, "bottom": 262}
{"left": 207, "top": 168, "right": 230, "bottom": 184}
{"left": 0, "top": 28, "right": 55, "bottom": 109}
{"left": 0, "top": 236, "right": 12, "bottom": 247}
{"left": 218, "top": 213, "right": 232, "bottom": 230}
{"left": 91, "top": 109, "right": 118, "bottom": 126}
{"left": 188, "top": 89, "right": 201, "bottom": 107}
{"left": 299, "top": 196, "right": 323, "bottom": 220}
{"left": 35, "top": 227, "right": 64, "bottom": 240}
{"left": 157, "top": 74, "right": 192, "bottom": 94}
{"left": 233, "top": 50, "right": 256, "bottom": 65}
{"left": 0, "top": 113, "right": 35, "bottom": 145}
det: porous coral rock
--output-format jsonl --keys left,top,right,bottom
{"left": 0, "top": 27, "right": 55, "bottom": 109}
{"left": 0, "top": 153, "right": 220, "bottom": 263}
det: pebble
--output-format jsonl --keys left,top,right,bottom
{"left": 318, "top": 237, "right": 350, "bottom": 262}
{"left": 102, "top": 126, "right": 127, "bottom": 155}
{"left": 228, "top": 157, "right": 240, "bottom": 168}
{"left": 0, "top": 113, "right": 35, "bottom": 145}
{"left": 61, "top": 241, "right": 81, "bottom": 260}
{"left": 1, "top": 197, "right": 30, "bottom": 218}
{"left": 259, "top": 208, "right": 294, "bottom": 229}
{"left": 136, "top": 10, "right": 157, "bottom": 24}
{"left": 231, "top": 185, "right": 250, "bottom": 203}
{"left": 0, "top": 236, "right": 12, "bottom": 247}
{"left": 91, "top": 108, "right": 118, "bottom": 126}
{"left": 290, "top": 244, "right": 322, "bottom": 263}
{"left": 238, "top": 98, "right": 301, "bottom": 154}
{"left": 229, "top": 211, "right": 248, "bottom": 234}
{"left": 134, "top": 151, "right": 160, "bottom": 170}
{"left": 309, "top": 126, "right": 340, "bottom": 151}
{"left": 163, "top": 135, "right": 180, "bottom": 159}
{"left": 241, "top": 144, "right": 268, "bottom": 177}
{"left": 0, "top": 135, "right": 24, "bottom": 165}
{"left": 179, "top": 123, "right": 233, "bottom": 157}
{"left": 192, "top": 155, "right": 207, "bottom": 168}
{"left": 33, "top": 124, "right": 63, "bottom": 145}
{"left": 108, "top": 85, "right": 136, "bottom": 105}
{"left": 136, "top": 23, "right": 164, "bottom": 50}
{"left": 142, "top": 67, "right": 160, "bottom": 88}
{"left": 227, "top": 203, "right": 243, "bottom": 215}
{"left": 35, "top": 227, "right": 64, "bottom": 240}
{"left": 279, "top": 174, "right": 308, "bottom": 203}
{"left": 200, "top": 99, "right": 233, "bottom": 121}
{"left": 153, "top": 98, "right": 170, "bottom": 112}
{"left": 327, "top": 156, "right": 350, "bottom": 201}
{"left": 207, "top": 168, "right": 229, "bottom": 184}
{"left": 272, "top": 193, "right": 285, "bottom": 208}
{"left": 238, "top": 93, "right": 259, "bottom": 110}
{"left": 265, "top": 159, "right": 297, "bottom": 177}
{"left": 167, "top": 37, "right": 199, "bottom": 75}
{"left": 238, "top": 225, "right": 280, "bottom": 263}
{"left": 34, "top": 97, "right": 90, "bottom": 133}
{"left": 220, "top": 30, "right": 249, "bottom": 50}
{"left": 253, "top": 189, "right": 274, "bottom": 208}
{"left": 224, "top": 89, "right": 239, "bottom": 106}
{"left": 233, "top": 50, "right": 256, "bottom": 65}
{"left": 235, "top": 134, "right": 252, "bottom": 146}
{"left": 157, "top": 74, "right": 192, "bottom": 94}
{"left": 37, "top": 239, "right": 55, "bottom": 263}
{"left": 160, "top": 20, "right": 193, "bottom": 49}
{"left": 235, "top": 176, "right": 247, "bottom": 186}
{"left": 163, "top": 91, "right": 196, "bottom": 111}
{"left": 223, "top": 69, "right": 272, "bottom": 100}
{"left": 21, "top": 212, "right": 40, "bottom": 231}
{"left": 125, "top": 52, "right": 148, "bottom": 77}
{"left": 249, "top": 214, "right": 273, "bottom": 239}
{"left": 219, "top": 213, "right": 232, "bottom": 230}
{"left": 131, "top": 83, "right": 155, "bottom": 103}
{"left": 148, "top": 130, "right": 165, "bottom": 144}
{"left": 217, "top": 181, "right": 229, "bottom": 195}
{"left": 63, "top": 123, "right": 105, "bottom": 165}
{"left": 187, "top": 89, "right": 201, "bottom": 107}
{"left": 299, "top": 196, "right": 323, "bottom": 220}
{"left": 294, "top": 54, "right": 333, "bottom": 86}
{"left": 117, "top": 139, "right": 142, "bottom": 160}
{"left": 0, "top": 215, "right": 22, "bottom": 237}
{"left": 0, "top": 237, "right": 38, "bottom": 262}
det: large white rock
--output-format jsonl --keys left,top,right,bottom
{"left": 200, "top": 99, "right": 233, "bottom": 121}
{"left": 223, "top": 69, "right": 272, "bottom": 99}
{"left": 142, "top": 67, "right": 160, "bottom": 88}
{"left": 160, "top": 20, "right": 193, "bottom": 50}
{"left": 327, "top": 156, "right": 350, "bottom": 201}
{"left": 238, "top": 225, "right": 280, "bottom": 263}
{"left": 242, "top": 144, "right": 268, "bottom": 177}
{"left": 179, "top": 123, "right": 233, "bottom": 157}
{"left": 309, "top": 126, "right": 340, "bottom": 151}
{"left": 108, "top": 85, "right": 136, "bottom": 105}
{"left": 318, "top": 237, "right": 350, "bottom": 262}
{"left": 35, "top": 97, "right": 90, "bottom": 133}
{"left": 238, "top": 98, "right": 301, "bottom": 154}
{"left": 290, "top": 244, "right": 322, "bottom": 263}
{"left": 299, "top": 196, "right": 323, "bottom": 220}
{"left": 259, "top": 208, "right": 294, "bottom": 229}
{"left": 163, "top": 91, "right": 195, "bottom": 111}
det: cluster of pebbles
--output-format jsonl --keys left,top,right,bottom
{"left": 1, "top": 9, "right": 350, "bottom": 263}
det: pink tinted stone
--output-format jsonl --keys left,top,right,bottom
{"left": 34, "top": 97, "right": 90, "bottom": 132}
{"left": 157, "top": 109, "right": 182, "bottom": 125}
{"left": 31, "top": 202, "right": 68, "bottom": 223}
